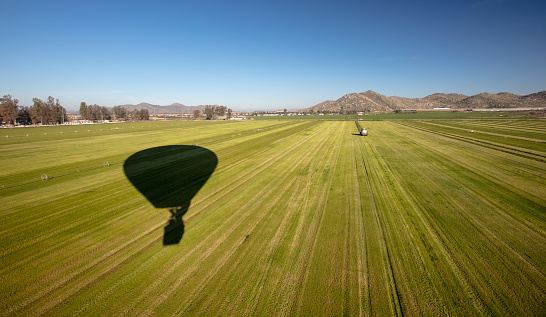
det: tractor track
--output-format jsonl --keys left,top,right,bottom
{"left": 353, "top": 130, "right": 404, "bottom": 316}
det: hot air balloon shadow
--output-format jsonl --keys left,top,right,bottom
{"left": 123, "top": 145, "right": 217, "bottom": 245}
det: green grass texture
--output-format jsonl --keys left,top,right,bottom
{"left": 1, "top": 119, "right": 545, "bottom": 316}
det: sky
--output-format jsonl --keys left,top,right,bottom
{"left": 2, "top": 0, "right": 545, "bottom": 111}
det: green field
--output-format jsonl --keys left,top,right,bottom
{"left": 1, "top": 119, "right": 545, "bottom": 316}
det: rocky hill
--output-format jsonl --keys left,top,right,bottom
{"left": 119, "top": 103, "right": 206, "bottom": 114}
{"left": 306, "top": 90, "right": 546, "bottom": 113}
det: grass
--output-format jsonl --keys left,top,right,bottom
{"left": 1, "top": 119, "right": 545, "bottom": 316}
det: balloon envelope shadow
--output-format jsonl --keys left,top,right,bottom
{"left": 123, "top": 145, "right": 217, "bottom": 245}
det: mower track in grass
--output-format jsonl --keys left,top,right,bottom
{"left": 379, "top": 121, "right": 546, "bottom": 315}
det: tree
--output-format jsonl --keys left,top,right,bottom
{"left": 56, "top": 99, "right": 68, "bottom": 124}
{"left": 113, "top": 106, "right": 127, "bottom": 120}
{"left": 40, "top": 100, "right": 51, "bottom": 124}
{"left": 30, "top": 98, "right": 43, "bottom": 124}
{"left": 204, "top": 105, "right": 216, "bottom": 119}
{"left": 79, "top": 102, "right": 88, "bottom": 120}
{"left": 47, "top": 97, "right": 62, "bottom": 124}
{"left": 227, "top": 108, "right": 232, "bottom": 120}
{"left": 90, "top": 104, "right": 100, "bottom": 121}
{"left": 33, "top": 98, "right": 51, "bottom": 124}
{"left": 193, "top": 109, "right": 201, "bottom": 119}
{"left": 129, "top": 109, "right": 140, "bottom": 121}
{"left": 216, "top": 105, "right": 226, "bottom": 117}
{"left": 0, "top": 95, "right": 19, "bottom": 125}
{"left": 17, "top": 106, "right": 32, "bottom": 125}
{"left": 139, "top": 109, "right": 149, "bottom": 120}
{"left": 101, "top": 106, "right": 111, "bottom": 121}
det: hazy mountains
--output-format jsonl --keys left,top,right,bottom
{"left": 119, "top": 103, "right": 206, "bottom": 114}
{"left": 118, "top": 91, "right": 546, "bottom": 114}
{"left": 307, "top": 90, "right": 546, "bottom": 113}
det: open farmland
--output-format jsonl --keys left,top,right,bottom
{"left": 1, "top": 119, "right": 545, "bottom": 316}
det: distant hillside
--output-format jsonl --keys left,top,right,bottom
{"left": 305, "top": 90, "right": 546, "bottom": 113}
{"left": 422, "top": 93, "right": 469, "bottom": 104}
{"left": 119, "top": 103, "right": 206, "bottom": 114}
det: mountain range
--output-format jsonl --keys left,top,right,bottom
{"left": 119, "top": 103, "right": 206, "bottom": 114}
{"left": 118, "top": 91, "right": 545, "bottom": 114}
{"left": 306, "top": 90, "right": 546, "bottom": 113}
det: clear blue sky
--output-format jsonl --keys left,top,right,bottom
{"left": 2, "top": 0, "right": 545, "bottom": 111}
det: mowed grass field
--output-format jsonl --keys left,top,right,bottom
{"left": 1, "top": 119, "right": 545, "bottom": 316}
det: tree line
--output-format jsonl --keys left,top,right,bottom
{"left": 1, "top": 94, "right": 152, "bottom": 126}
{"left": 2, "top": 94, "right": 239, "bottom": 126}
{"left": 79, "top": 103, "right": 149, "bottom": 121}
{"left": 1, "top": 95, "right": 68, "bottom": 125}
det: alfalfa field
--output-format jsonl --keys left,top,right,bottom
{"left": 1, "top": 119, "right": 545, "bottom": 316}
